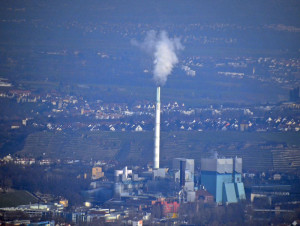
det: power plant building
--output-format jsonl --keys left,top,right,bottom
{"left": 173, "top": 158, "right": 195, "bottom": 191}
{"left": 201, "top": 157, "right": 245, "bottom": 204}
{"left": 173, "top": 158, "right": 196, "bottom": 202}
{"left": 173, "top": 158, "right": 195, "bottom": 174}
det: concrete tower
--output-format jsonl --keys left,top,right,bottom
{"left": 154, "top": 86, "right": 161, "bottom": 169}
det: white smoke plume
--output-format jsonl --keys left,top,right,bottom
{"left": 181, "top": 65, "right": 196, "bottom": 77}
{"left": 132, "top": 30, "right": 184, "bottom": 86}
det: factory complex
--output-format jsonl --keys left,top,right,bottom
{"left": 100, "top": 86, "right": 247, "bottom": 219}
{"left": 113, "top": 157, "right": 246, "bottom": 205}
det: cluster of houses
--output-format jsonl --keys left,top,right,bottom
{"left": 0, "top": 75, "right": 299, "bottom": 133}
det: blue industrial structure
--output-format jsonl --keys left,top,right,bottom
{"left": 201, "top": 157, "right": 246, "bottom": 204}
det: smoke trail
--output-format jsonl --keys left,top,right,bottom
{"left": 132, "top": 30, "right": 184, "bottom": 86}
{"left": 181, "top": 65, "right": 196, "bottom": 77}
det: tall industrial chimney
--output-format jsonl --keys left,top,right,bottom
{"left": 154, "top": 86, "right": 161, "bottom": 169}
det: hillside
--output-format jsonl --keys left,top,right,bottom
{"left": 0, "top": 190, "right": 38, "bottom": 208}
{"left": 18, "top": 131, "right": 300, "bottom": 172}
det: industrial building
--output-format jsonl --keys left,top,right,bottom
{"left": 151, "top": 198, "right": 180, "bottom": 218}
{"left": 172, "top": 158, "right": 196, "bottom": 202}
{"left": 92, "top": 167, "right": 104, "bottom": 180}
{"left": 112, "top": 86, "right": 246, "bottom": 208}
{"left": 201, "top": 157, "right": 246, "bottom": 204}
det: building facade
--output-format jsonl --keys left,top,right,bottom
{"left": 201, "top": 157, "right": 246, "bottom": 204}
